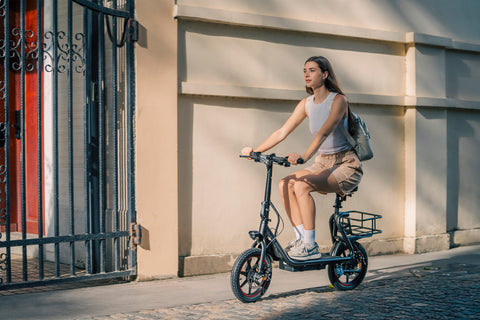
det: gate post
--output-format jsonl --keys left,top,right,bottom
{"left": 135, "top": 0, "right": 179, "bottom": 278}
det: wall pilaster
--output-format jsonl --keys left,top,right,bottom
{"left": 404, "top": 43, "right": 450, "bottom": 253}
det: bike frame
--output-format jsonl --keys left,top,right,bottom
{"left": 247, "top": 154, "right": 356, "bottom": 273}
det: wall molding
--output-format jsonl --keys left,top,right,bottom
{"left": 180, "top": 82, "right": 480, "bottom": 110}
{"left": 174, "top": 4, "right": 480, "bottom": 54}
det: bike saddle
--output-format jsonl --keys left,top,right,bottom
{"left": 348, "top": 186, "right": 359, "bottom": 195}
{"left": 338, "top": 186, "right": 358, "bottom": 198}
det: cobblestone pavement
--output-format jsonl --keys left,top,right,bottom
{"left": 78, "top": 262, "right": 480, "bottom": 320}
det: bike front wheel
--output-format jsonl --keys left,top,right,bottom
{"left": 230, "top": 248, "right": 272, "bottom": 303}
{"left": 328, "top": 241, "right": 368, "bottom": 290}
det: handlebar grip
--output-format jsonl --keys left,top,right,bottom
{"left": 297, "top": 158, "right": 305, "bottom": 164}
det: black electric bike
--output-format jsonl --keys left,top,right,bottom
{"left": 230, "top": 152, "right": 382, "bottom": 303}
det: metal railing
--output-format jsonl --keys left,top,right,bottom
{"left": 0, "top": 0, "right": 136, "bottom": 289}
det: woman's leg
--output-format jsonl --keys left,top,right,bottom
{"left": 288, "top": 169, "right": 342, "bottom": 259}
{"left": 279, "top": 170, "right": 315, "bottom": 227}
{"left": 292, "top": 169, "right": 341, "bottom": 230}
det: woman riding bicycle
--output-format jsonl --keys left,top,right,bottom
{"left": 241, "top": 56, "right": 362, "bottom": 260}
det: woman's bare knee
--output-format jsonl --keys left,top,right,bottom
{"left": 293, "top": 180, "right": 313, "bottom": 197}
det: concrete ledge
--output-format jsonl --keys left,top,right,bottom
{"left": 175, "top": 4, "right": 480, "bottom": 54}
{"left": 180, "top": 82, "right": 480, "bottom": 110}
{"left": 452, "top": 229, "right": 480, "bottom": 247}
{"left": 180, "top": 82, "right": 406, "bottom": 105}
{"left": 174, "top": 4, "right": 405, "bottom": 44}
{"left": 405, "top": 32, "right": 452, "bottom": 48}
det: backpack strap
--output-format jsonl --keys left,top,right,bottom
{"left": 339, "top": 121, "right": 357, "bottom": 148}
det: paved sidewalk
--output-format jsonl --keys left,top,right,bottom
{"left": 1, "top": 245, "right": 479, "bottom": 320}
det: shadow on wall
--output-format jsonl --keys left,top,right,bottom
{"left": 177, "top": 97, "right": 194, "bottom": 257}
{"left": 446, "top": 53, "right": 472, "bottom": 100}
{"left": 446, "top": 110, "right": 474, "bottom": 237}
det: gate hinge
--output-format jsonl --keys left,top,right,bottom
{"left": 127, "top": 19, "right": 139, "bottom": 43}
{"left": 130, "top": 222, "right": 142, "bottom": 248}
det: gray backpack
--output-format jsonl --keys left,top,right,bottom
{"left": 340, "top": 112, "right": 373, "bottom": 161}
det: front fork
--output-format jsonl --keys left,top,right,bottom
{"left": 250, "top": 201, "right": 279, "bottom": 272}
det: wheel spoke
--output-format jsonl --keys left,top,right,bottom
{"left": 245, "top": 260, "right": 252, "bottom": 271}
{"left": 240, "top": 278, "right": 248, "bottom": 288}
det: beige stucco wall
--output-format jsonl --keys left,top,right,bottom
{"left": 135, "top": 0, "right": 178, "bottom": 278}
{"left": 178, "top": 98, "right": 405, "bottom": 257}
{"left": 136, "top": 0, "right": 480, "bottom": 277}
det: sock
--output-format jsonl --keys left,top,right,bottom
{"left": 293, "top": 224, "right": 305, "bottom": 240}
{"left": 304, "top": 229, "right": 315, "bottom": 246}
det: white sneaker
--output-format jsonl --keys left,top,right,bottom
{"left": 285, "top": 238, "right": 303, "bottom": 253}
{"left": 289, "top": 241, "right": 321, "bottom": 260}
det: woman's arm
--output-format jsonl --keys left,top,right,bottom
{"left": 242, "top": 98, "right": 307, "bottom": 155}
{"left": 300, "top": 94, "right": 348, "bottom": 162}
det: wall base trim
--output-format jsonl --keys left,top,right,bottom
{"left": 404, "top": 234, "right": 451, "bottom": 254}
{"left": 451, "top": 229, "right": 480, "bottom": 247}
{"left": 179, "top": 254, "right": 238, "bottom": 277}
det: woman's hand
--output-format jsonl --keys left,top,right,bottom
{"left": 288, "top": 152, "right": 302, "bottom": 165}
{"left": 241, "top": 147, "right": 254, "bottom": 156}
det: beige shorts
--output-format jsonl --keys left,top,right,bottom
{"left": 305, "top": 149, "right": 363, "bottom": 195}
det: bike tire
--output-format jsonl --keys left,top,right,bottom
{"left": 327, "top": 241, "right": 368, "bottom": 290}
{"left": 230, "top": 248, "right": 272, "bottom": 303}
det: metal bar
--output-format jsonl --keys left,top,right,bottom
{"left": 67, "top": 0, "right": 76, "bottom": 277}
{"left": 3, "top": 0, "right": 11, "bottom": 284}
{"left": 112, "top": 0, "right": 120, "bottom": 272}
{"left": 0, "top": 270, "right": 133, "bottom": 290}
{"left": 126, "top": 0, "right": 137, "bottom": 273}
{"left": 98, "top": 10, "right": 105, "bottom": 275}
{"left": 0, "top": 231, "right": 130, "bottom": 247}
{"left": 83, "top": 0, "right": 90, "bottom": 279}
{"left": 20, "top": 0, "right": 28, "bottom": 283}
{"left": 37, "top": 0, "right": 45, "bottom": 281}
{"left": 53, "top": 0, "right": 60, "bottom": 277}
{"left": 71, "top": 0, "right": 132, "bottom": 18}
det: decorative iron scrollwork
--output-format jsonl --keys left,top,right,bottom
{"left": 0, "top": 165, "right": 6, "bottom": 184}
{"left": 43, "top": 31, "right": 86, "bottom": 74}
{"left": 0, "top": 252, "right": 7, "bottom": 283}
{"left": 0, "top": 0, "right": 6, "bottom": 18}
{"left": 0, "top": 39, "right": 6, "bottom": 61}
{"left": 0, "top": 252, "right": 5, "bottom": 284}
{"left": 0, "top": 28, "right": 86, "bottom": 74}
{"left": 0, "top": 81, "right": 5, "bottom": 100}
{"left": 0, "top": 207, "right": 5, "bottom": 227}
{"left": 0, "top": 252, "right": 6, "bottom": 268}
{"left": 5, "top": 27, "right": 40, "bottom": 72}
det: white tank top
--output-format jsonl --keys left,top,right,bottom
{"left": 305, "top": 92, "right": 351, "bottom": 154}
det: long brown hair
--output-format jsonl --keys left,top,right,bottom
{"left": 304, "top": 56, "right": 355, "bottom": 135}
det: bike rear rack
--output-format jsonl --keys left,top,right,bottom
{"left": 340, "top": 211, "right": 382, "bottom": 239}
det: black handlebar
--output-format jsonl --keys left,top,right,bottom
{"left": 240, "top": 152, "right": 305, "bottom": 167}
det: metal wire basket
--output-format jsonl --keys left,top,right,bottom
{"left": 341, "top": 211, "right": 382, "bottom": 238}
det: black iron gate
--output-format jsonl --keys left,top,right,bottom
{"left": 0, "top": 0, "right": 137, "bottom": 289}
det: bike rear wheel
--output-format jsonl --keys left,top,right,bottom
{"left": 328, "top": 241, "right": 368, "bottom": 290}
{"left": 230, "top": 248, "right": 272, "bottom": 303}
